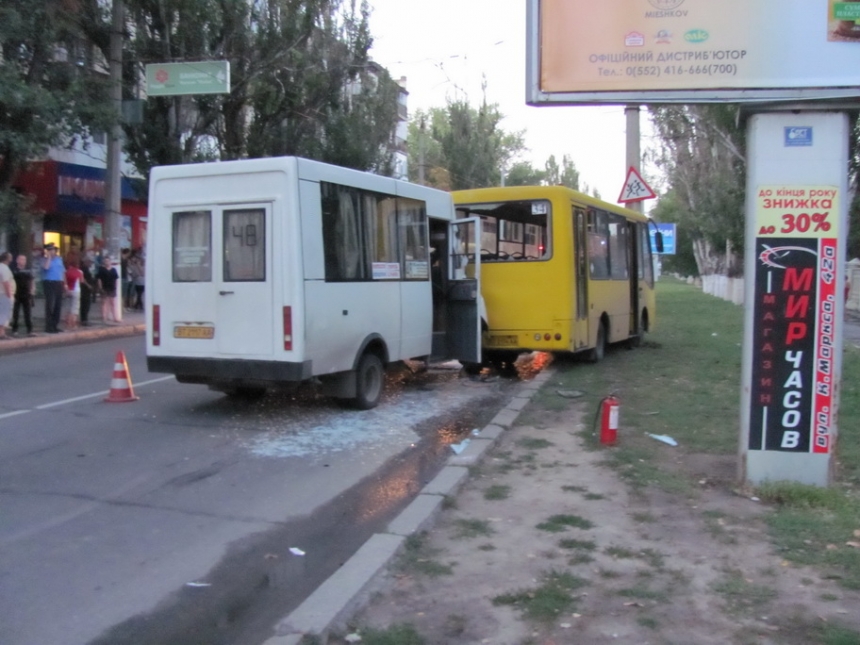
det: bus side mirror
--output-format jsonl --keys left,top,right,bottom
{"left": 654, "top": 232, "right": 664, "bottom": 254}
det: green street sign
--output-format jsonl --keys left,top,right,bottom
{"left": 145, "top": 61, "right": 230, "bottom": 97}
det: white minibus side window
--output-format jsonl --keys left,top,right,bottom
{"left": 321, "top": 182, "right": 424, "bottom": 282}
{"left": 399, "top": 197, "right": 429, "bottom": 280}
{"left": 173, "top": 210, "right": 212, "bottom": 282}
{"left": 224, "top": 208, "right": 266, "bottom": 281}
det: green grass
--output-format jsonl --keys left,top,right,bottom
{"left": 536, "top": 514, "right": 594, "bottom": 532}
{"left": 353, "top": 624, "right": 425, "bottom": 645}
{"left": 396, "top": 533, "right": 454, "bottom": 577}
{"left": 517, "top": 437, "right": 554, "bottom": 450}
{"left": 483, "top": 484, "right": 511, "bottom": 500}
{"left": 710, "top": 569, "right": 778, "bottom": 614}
{"left": 529, "top": 278, "right": 860, "bottom": 591}
{"left": 451, "top": 518, "right": 495, "bottom": 539}
{"left": 558, "top": 538, "right": 597, "bottom": 551}
{"left": 491, "top": 570, "right": 588, "bottom": 622}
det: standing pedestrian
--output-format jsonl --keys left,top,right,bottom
{"left": 97, "top": 255, "right": 120, "bottom": 324}
{"left": 130, "top": 249, "right": 145, "bottom": 310}
{"left": 11, "top": 254, "right": 35, "bottom": 336}
{"left": 80, "top": 257, "right": 97, "bottom": 326}
{"left": 41, "top": 243, "right": 65, "bottom": 333}
{"left": 120, "top": 248, "right": 132, "bottom": 310}
{"left": 0, "top": 252, "right": 15, "bottom": 340}
{"left": 63, "top": 257, "right": 84, "bottom": 330}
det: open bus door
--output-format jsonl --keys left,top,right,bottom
{"left": 446, "top": 218, "right": 482, "bottom": 364}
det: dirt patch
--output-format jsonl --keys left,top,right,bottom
{"left": 339, "top": 397, "right": 860, "bottom": 644}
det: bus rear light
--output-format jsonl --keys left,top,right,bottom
{"left": 152, "top": 304, "right": 161, "bottom": 346}
{"left": 283, "top": 306, "right": 293, "bottom": 351}
{"left": 534, "top": 333, "right": 541, "bottom": 341}
{"left": 554, "top": 333, "right": 562, "bottom": 341}
{"left": 544, "top": 333, "right": 551, "bottom": 341}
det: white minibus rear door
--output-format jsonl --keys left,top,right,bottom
{"left": 447, "top": 218, "right": 482, "bottom": 364}
{"left": 216, "top": 205, "right": 274, "bottom": 356}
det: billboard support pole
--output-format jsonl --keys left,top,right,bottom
{"left": 625, "top": 105, "right": 643, "bottom": 214}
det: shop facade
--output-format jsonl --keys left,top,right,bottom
{"left": 14, "top": 159, "right": 147, "bottom": 259}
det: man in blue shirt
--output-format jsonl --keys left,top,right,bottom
{"left": 41, "top": 243, "right": 65, "bottom": 333}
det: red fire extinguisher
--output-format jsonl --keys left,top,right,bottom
{"left": 599, "top": 395, "right": 620, "bottom": 445}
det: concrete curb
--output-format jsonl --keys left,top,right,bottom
{"left": 0, "top": 324, "right": 146, "bottom": 354}
{"left": 265, "top": 367, "right": 555, "bottom": 644}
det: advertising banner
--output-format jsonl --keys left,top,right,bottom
{"left": 531, "top": 0, "right": 860, "bottom": 103}
{"left": 748, "top": 185, "right": 839, "bottom": 454}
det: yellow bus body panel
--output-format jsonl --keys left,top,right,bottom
{"left": 452, "top": 185, "right": 656, "bottom": 355}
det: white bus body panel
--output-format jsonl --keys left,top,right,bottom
{"left": 146, "top": 157, "right": 473, "bottom": 394}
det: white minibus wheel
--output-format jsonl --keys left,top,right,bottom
{"left": 353, "top": 353, "right": 385, "bottom": 410}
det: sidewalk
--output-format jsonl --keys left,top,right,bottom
{"left": 0, "top": 296, "right": 146, "bottom": 354}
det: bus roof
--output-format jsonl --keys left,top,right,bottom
{"left": 451, "top": 185, "right": 650, "bottom": 222}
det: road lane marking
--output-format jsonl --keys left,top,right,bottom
{"left": 2, "top": 376, "right": 175, "bottom": 416}
{"left": 0, "top": 410, "right": 31, "bottom": 420}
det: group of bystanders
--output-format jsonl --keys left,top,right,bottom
{"left": 0, "top": 246, "right": 125, "bottom": 338}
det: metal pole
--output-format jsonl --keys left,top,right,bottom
{"left": 105, "top": 0, "right": 124, "bottom": 321}
{"left": 625, "top": 105, "right": 642, "bottom": 214}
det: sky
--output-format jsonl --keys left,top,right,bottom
{"left": 366, "top": 0, "right": 659, "bottom": 201}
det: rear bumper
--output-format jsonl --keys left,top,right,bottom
{"left": 147, "top": 356, "right": 313, "bottom": 383}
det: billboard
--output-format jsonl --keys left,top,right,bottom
{"left": 748, "top": 185, "right": 840, "bottom": 455}
{"left": 145, "top": 61, "right": 230, "bottom": 97}
{"left": 527, "top": 0, "right": 860, "bottom": 105}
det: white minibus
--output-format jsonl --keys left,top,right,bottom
{"left": 145, "top": 157, "right": 481, "bottom": 408}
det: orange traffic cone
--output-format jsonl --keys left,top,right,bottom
{"left": 104, "top": 351, "right": 139, "bottom": 402}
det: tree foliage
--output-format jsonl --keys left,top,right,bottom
{"left": 407, "top": 99, "right": 525, "bottom": 191}
{"left": 119, "top": 0, "right": 400, "bottom": 178}
{"left": 0, "top": 0, "right": 113, "bottom": 246}
{"left": 648, "top": 105, "right": 746, "bottom": 276}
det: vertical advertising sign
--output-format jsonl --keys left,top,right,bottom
{"left": 749, "top": 186, "right": 839, "bottom": 455}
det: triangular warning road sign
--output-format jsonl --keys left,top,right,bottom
{"left": 617, "top": 167, "right": 656, "bottom": 204}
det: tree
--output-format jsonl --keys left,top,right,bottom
{"left": 543, "top": 154, "right": 580, "bottom": 190}
{"left": 504, "top": 161, "right": 545, "bottom": 186}
{"left": 406, "top": 100, "right": 526, "bottom": 191}
{"left": 436, "top": 98, "right": 525, "bottom": 190}
{"left": 119, "top": 0, "right": 400, "bottom": 179}
{"left": 0, "top": 0, "right": 113, "bottom": 252}
{"left": 648, "top": 105, "right": 746, "bottom": 277}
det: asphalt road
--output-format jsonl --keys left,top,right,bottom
{"left": 0, "top": 336, "right": 515, "bottom": 645}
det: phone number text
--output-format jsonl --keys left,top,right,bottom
{"left": 599, "top": 64, "right": 739, "bottom": 78}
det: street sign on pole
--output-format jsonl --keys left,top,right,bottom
{"left": 145, "top": 61, "right": 230, "bottom": 97}
{"left": 618, "top": 166, "right": 656, "bottom": 204}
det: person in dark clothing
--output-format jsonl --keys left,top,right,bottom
{"left": 96, "top": 256, "right": 120, "bottom": 324}
{"left": 79, "top": 257, "right": 97, "bottom": 326}
{"left": 11, "top": 254, "right": 35, "bottom": 336}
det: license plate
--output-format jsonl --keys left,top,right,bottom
{"left": 174, "top": 325, "right": 214, "bottom": 339}
{"left": 488, "top": 335, "right": 518, "bottom": 347}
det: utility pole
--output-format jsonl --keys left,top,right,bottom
{"left": 105, "top": 0, "right": 124, "bottom": 320}
{"left": 625, "top": 105, "right": 642, "bottom": 215}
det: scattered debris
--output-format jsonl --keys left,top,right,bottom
{"left": 846, "top": 541, "right": 860, "bottom": 549}
{"left": 645, "top": 432, "right": 678, "bottom": 446}
{"left": 289, "top": 547, "right": 306, "bottom": 556}
{"left": 344, "top": 633, "right": 362, "bottom": 643}
{"left": 556, "top": 389, "right": 585, "bottom": 399}
{"left": 185, "top": 582, "right": 211, "bottom": 588}
{"left": 451, "top": 439, "right": 471, "bottom": 454}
